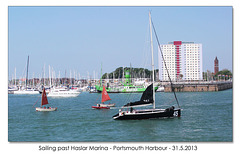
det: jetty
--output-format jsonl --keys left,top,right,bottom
{"left": 164, "top": 81, "right": 232, "bottom": 92}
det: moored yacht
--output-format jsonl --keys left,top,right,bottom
{"left": 13, "top": 87, "right": 40, "bottom": 95}
{"left": 47, "top": 87, "right": 81, "bottom": 97}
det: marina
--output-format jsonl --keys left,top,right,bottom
{"left": 8, "top": 77, "right": 233, "bottom": 94}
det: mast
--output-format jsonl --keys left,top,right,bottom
{"left": 49, "top": 65, "right": 51, "bottom": 87}
{"left": 100, "top": 63, "right": 102, "bottom": 87}
{"left": 151, "top": 13, "right": 180, "bottom": 108}
{"left": 58, "top": 71, "right": 61, "bottom": 86}
{"left": 70, "top": 70, "right": 72, "bottom": 86}
{"left": 33, "top": 72, "right": 35, "bottom": 87}
{"left": 44, "top": 63, "right": 45, "bottom": 86}
{"left": 123, "top": 66, "right": 124, "bottom": 78}
{"left": 149, "top": 12, "right": 155, "bottom": 109}
{"left": 14, "top": 67, "right": 16, "bottom": 87}
{"left": 26, "top": 55, "right": 29, "bottom": 90}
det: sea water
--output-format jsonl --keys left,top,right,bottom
{"left": 8, "top": 89, "right": 232, "bottom": 142}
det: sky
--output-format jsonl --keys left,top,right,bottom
{"left": 8, "top": 6, "right": 232, "bottom": 79}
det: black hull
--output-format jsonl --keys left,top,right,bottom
{"left": 113, "top": 108, "right": 181, "bottom": 120}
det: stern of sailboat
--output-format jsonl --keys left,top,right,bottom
{"left": 174, "top": 108, "right": 181, "bottom": 117}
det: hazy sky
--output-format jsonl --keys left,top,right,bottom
{"left": 8, "top": 6, "right": 232, "bottom": 79}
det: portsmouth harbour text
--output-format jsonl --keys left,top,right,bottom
{"left": 38, "top": 145, "right": 198, "bottom": 152}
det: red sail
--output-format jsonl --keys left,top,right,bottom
{"left": 101, "top": 86, "right": 111, "bottom": 103}
{"left": 41, "top": 88, "right": 49, "bottom": 106}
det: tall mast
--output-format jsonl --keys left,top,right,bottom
{"left": 123, "top": 66, "right": 124, "bottom": 84}
{"left": 43, "top": 63, "right": 45, "bottom": 86}
{"left": 49, "top": 65, "right": 51, "bottom": 87}
{"left": 14, "top": 67, "right": 16, "bottom": 87}
{"left": 58, "top": 71, "right": 61, "bottom": 86}
{"left": 26, "top": 55, "right": 29, "bottom": 90}
{"left": 100, "top": 63, "right": 102, "bottom": 87}
{"left": 70, "top": 70, "right": 72, "bottom": 86}
{"left": 149, "top": 12, "right": 155, "bottom": 109}
{"left": 33, "top": 72, "right": 35, "bottom": 87}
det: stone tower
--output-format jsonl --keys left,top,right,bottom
{"left": 214, "top": 57, "right": 219, "bottom": 75}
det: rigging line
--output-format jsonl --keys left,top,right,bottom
{"left": 94, "top": 93, "right": 101, "bottom": 104}
{"left": 151, "top": 19, "right": 180, "bottom": 109}
{"left": 32, "top": 95, "right": 41, "bottom": 108}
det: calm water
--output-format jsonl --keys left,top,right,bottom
{"left": 8, "top": 89, "right": 233, "bottom": 142}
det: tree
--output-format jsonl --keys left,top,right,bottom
{"left": 202, "top": 72, "right": 207, "bottom": 81}
{"left": 101, "top": 67, "right": 157, "bottom": 79}
{"left": 215, "top": 69, "right": 232, "bottom": 80}
{"left": 179, "top": 74, "right": 183, "bottom": 80}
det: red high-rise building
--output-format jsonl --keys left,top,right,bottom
{"left": 214, "top": 57, "right": 219, "bottom": 75}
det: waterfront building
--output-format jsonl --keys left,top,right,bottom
{"left": 159, "top": 41, "right": 203, "bottom": 81}
{"left": 214, "top": 56, "right": 219, "bottom": 75}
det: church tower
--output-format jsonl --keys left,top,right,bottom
{"left": 214, "top": 57, "right": 219, "bottom": 75}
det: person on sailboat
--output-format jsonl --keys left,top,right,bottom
{"left": 130, "top": 107, "right": 133, "bottom": 113}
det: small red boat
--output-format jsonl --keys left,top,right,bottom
{"left": 91, "top": 106, "right": 110, "bottom": 109}
{"left": 92, "top": 86, "right": 115, "bottom": 109}
{"left": 35, "top": 88, "right": 57, "bottom": 112}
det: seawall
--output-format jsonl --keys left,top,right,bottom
{"left": 164, "top": 81, "right": 232, "bottom": 92}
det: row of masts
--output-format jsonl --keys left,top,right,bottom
{"left": 9, "top": 74, "right": 155, "bottom": 88}
{"left": 9, "top": 67, "right": 157, "bottom": 90}
{"left": 9, "top": 61, "right": 159, "bottom": 87}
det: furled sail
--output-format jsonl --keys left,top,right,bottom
{"left": 123, "top": 84, "right": 153, "bottom": 107}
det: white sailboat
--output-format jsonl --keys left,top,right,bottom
{"left": 113, "top": 12, "right": 181, "bottom": 120}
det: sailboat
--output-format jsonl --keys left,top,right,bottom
{"left": 112, "top": 12, "right": 181, "bottom": 120}
{"left": 35, "top": 88, "right": 57, "bottom": 111}
{"left": 92, "top": 86, "right": 115, "bottom": 109}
